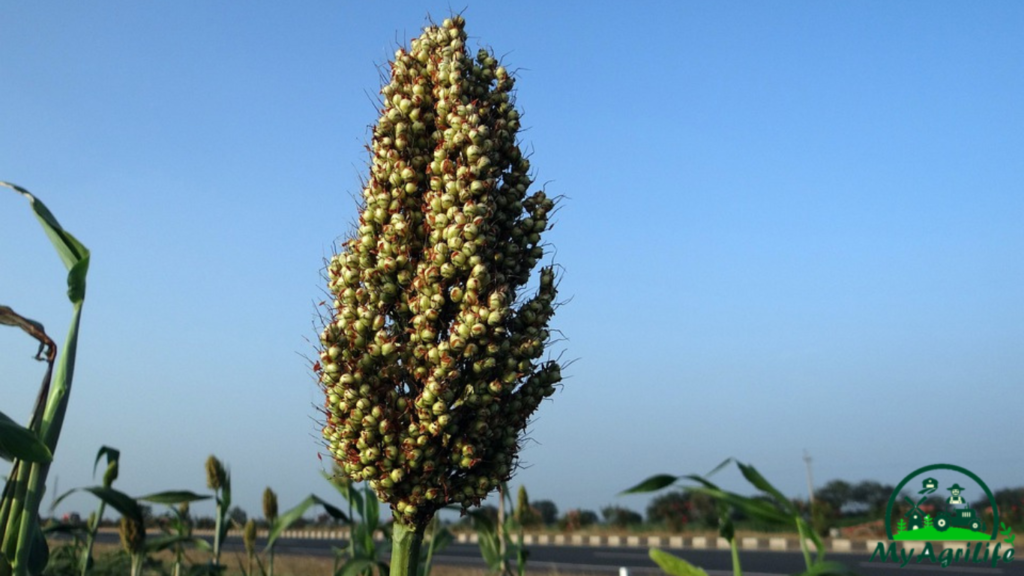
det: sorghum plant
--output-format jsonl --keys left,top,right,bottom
{"left": 242, "top": 519, "right": 258, "bottom": 575}
{"left": 205, "top": 455, "right": 230, "bottom": 570}
{"left": 118, "top": 516, "right": 145, "bottom": 576}
{"left": 623, "top": 460, "right": 854, "bottom": 576}
{"left": 262, "top": 487, "right": 278, "bottom": 576}
{"left": 0, "top": 182, "right": 90, "bottom": 576}
{"left": 316, "top": 14, "right": 562, "bottom": 576}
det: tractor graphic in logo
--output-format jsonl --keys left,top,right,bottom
{"left": 901, "top": 479, "right": 986, "bottom": 534}
{"left": 935, "top": 483, "right": 985, "bottom": 533}
{"left": 936, "top": 506, "right": 985, "bottom": 533}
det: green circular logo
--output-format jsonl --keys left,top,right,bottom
{"left": 885, "top": 463, "right": 999, "bottom": 541}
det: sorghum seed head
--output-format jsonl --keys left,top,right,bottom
{"left": 318, "top": 13, "right": 563, "bottom": 525}
{"left": 205, "top": 455, "right": 227, "bottom": 491}
{"left": 119, "top": 516, "right": 145, "bottom": 555}
{"left": 263, "top": 487, "right": 279, "bottom": 524}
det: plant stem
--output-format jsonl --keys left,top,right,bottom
{"left": 729, "top": 538, "right": 742, "bottom": 576}
{"left": 796, "top": 518, "right": 813, "bottom": 569}
{"left": 10, "top": 306, "right": 83, "bottom": 576}
{"left": 421, "top": 517, "right": 437, "bottom": 576}
{"left": 130, "top": 552, "right": 142, "bottom": 576}
{"left": 0, "top": 460, "right": 27, "bottom": 558}
{"left": 515, "top": 521, "right": 526, "bottom": 576}
{"left": 14, "top": 461, "right": 48, "bottom": 576}
{"left": 389, "top": 521, "right": 425, "bottom": 576}
{"left": 498, "top": 485, "right": 507, "bottom": 576}
{"left": 80, "top": 501, "right": 106, "bottom": 576}
{"left": 212, "top": 493, "right": 222, "bottom": 567}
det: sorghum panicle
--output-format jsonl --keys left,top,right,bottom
{"left": 318, "top": 15, "right": 562, "bottom": 528}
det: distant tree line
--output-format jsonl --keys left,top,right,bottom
{"left": 59, "top": 482, "right": 1023, "bottom": 536}
{"left": 457, "top": 480, "right": 1024, "bottom": 536}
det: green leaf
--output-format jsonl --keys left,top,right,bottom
{"left": 144, "top": 534, "right": 207, "bottom": 554}
{"left": 516, "top": 546, "right": 528, "bottom": 576}
{"left": 797, "top": 517, "right": 825, "bottom": 558}
{"left": 265, "top": 494, "right": 349, "bottom": 553}
{"left": 686, "top": 486, "right": 791, "bottom": 525}
{"left": 26, "top": 523, "right": 48, "bottom": 576}
{"left": 708, "top": 458, "right": 735, "bottom": 476}
{"left": 649, "top": 548, "right": 708, "bottom": 576}
{"left": 681, "top": 474, "right": 722, "bottom": 491}
{"left": 138, "top": 490, "right": 211, "bottom": 505}
{"left": 362, "top": 485, "right": 379, "bottom": 530}
{"left": 221, "top": 470, "right": 232, "bottom": 510}
{"left": 49, "top": 486, "right": 80, "bottom": 512}
{"left": 320, "top": 500, "right": 349, "bottom": 523}
{"left": 323, "top": 470, "right": 363, "bottom": 510}
{"left": 92, "top": 446, "right": 120, "bottom": 477}
{"left": 468, "top": 510, "right": 501, "bottom": 570}
{"left": 218, "top": 470, "right": 233, "bottom": 542}
{"left": 620, "top": 474, "right": 679, "bottom": 495}
{"left": 478, "top": 536, "right": 501, "bottom": 570}
{"left": 736, "top": 462, "right": 797, "bottom": 516}
{"left": 467, "top": 509, "right": 497, "bottom": 535}
{"left": 427, "top": 528, "right": 453, "bottom": 552}
{"left": 0, "top": 410, "right": 52, "bottom": 463}
{"left": 719, "top": 517, "right": 735, "bottom": 542}
{"left": 2, "top": 182, "right": 90, "bottom": 304}
{"left": 81, "top": 486, "right": 143, "bottom": 523}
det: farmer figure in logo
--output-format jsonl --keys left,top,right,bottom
{"left": 947, "top": 483, "right": 967, "bottom": 508}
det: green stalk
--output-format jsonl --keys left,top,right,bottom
{"left": 0, "top": 461, "right": 28, "bottom": 557}
{"left": 12, "top": 307, "right": 84, "bottom": 576}
{"left": 389, "top": 522, "right": 424, "bottom": 576}
{"left": 173, "top": 507, "right": 188, "bottom": 576}
{"left": 515, "top": 518, "right": 525, "bottom": 576}
{"left": 420, "top": 516, "right": 438, "bottom": 576}
{"left": 729, "top": 538, "right": 742, "bottom": 576}
{"left": 0, "top": 184, "right": 89, "bottom": 576}
{"left": 80, "top": 502, "right": 106, "bottom": 576}
{"left": 130, "top": 552, "right": 142, "bottom": 576}
{"left": 497, "top": 486, "right": 507, "bottom": 576}
{"left": 13, "top": 445, "right": 48, "bottom": 572}
{"left": 171, "top": 535, "right": 182, "bottom": 576}
{"left": 212, "top": 494, "right": 223, "bottom": 567}
{"left": 345, "top": 486, "right": 355, "bottom": 562}
{"left": 796, "top": 518, "right": 816, "bottom": 568}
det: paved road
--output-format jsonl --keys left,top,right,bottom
{"left": 82, "top": 533, "right": 1020, "bottom": 576}
{"left": 266, "top": 538, "right": 1021, "bottom": 576}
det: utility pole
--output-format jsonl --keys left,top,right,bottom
{"left": 803, "top": 450, "right": 815, "bottom": 505}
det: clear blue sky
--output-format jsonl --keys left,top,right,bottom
{"left": 3, "top": 2, "right": 1022, "bottom": 522}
